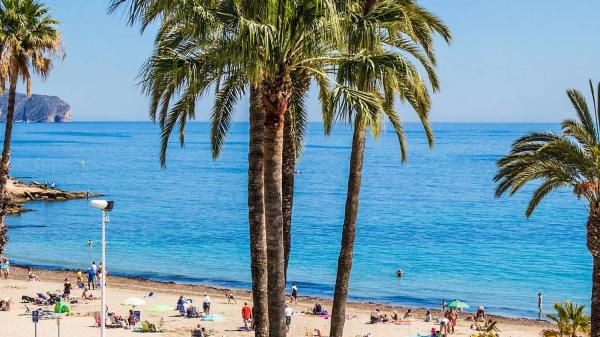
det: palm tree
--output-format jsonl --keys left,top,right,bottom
{"left": 109, "top": 1, "right": 349, "bottom": 336}
{"left": 327, "top": 1, "right": 450, "bottom": 337}
{"left": 544, "top": 301, "right": 590, "bottom": 337}
{"left": 495, "top": 81, "right": 600, "bottom": 337}
{"left": 0, "top": 0, "right": 63, "bottom": 254}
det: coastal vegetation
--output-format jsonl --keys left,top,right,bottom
{"left": 109, "top": 0, "right": 449, "bottom": 336}
{"left": 0, "top": 0, "right": 63, "bottom": 254}
{"left": 542, "top": 301, "right": 590, "bottom": 337}
{"left": 495, "top": 81, "right": 600, "bottom": 336}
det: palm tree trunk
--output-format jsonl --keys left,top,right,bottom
{"left": 330, "top": 115, "right": 366, "bottom": 337}
{"left": 262, "top": 75, "right": 292, "bottom": 337}
{"left": 588, "top": 210, "right": 600, "bottom": 337}
{"left": 282, "top": 117, "right": 295, "bottom": 280}
{"left": 0, "top": 78, "right": 17, "bottom": 254}
{"left": 248, "top": 85, "right": 269, "bottom": 337}
{"left": 592, "top": 254, "right": 600, "bottom": 337}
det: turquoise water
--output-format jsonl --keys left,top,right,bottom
{"left": 3, "top": 122, "right": 590, "bottom": 318}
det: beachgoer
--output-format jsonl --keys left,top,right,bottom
{"left": 82, "top": 288, "right": 94, "bottom": 300}
{"left": 370, "top": 309, "right": 381, "bottom": 323}
{"left": 202, "top": 293, "right": 211, "bottom": 315}
{"left": 226, "top": 291, "right": 237, "bottom": 304}
{"left": 404, "top": 308, "right": 412, "bottom": 319}
{"left": 538, "top": 292, "right": 543, "bottom": 320}
{"left": 192, "top": 325, "right": 207, "bottom": 337}
{"left": 27, "top": 268, "right": 40, "bottom": 282}
{"left": 284, "top": 305, "right": 294, "bottom": 331}
{"left": 442, "top": 299, "right": 447, "bottom": 313}
{"left": 242, "top": 302, "right": 252, "bottom": 331}
{"left": 87, "top": 240, "right": 93, "bottom": 247}
{"left": 0, "top": 258, "right": 9, "bottom": 279}
{"left": 449, "top": 308, "right": 457, "bottom": 333}
{"left": 88, "top": 267, "right": 96, "bottom": 290}
{"left": 313, "top": 303, "right": 323, "bottom": 315}
{"left": 391, "top": 310, "right": 399, "bottom": 322}
{"left": 63, "top": 279, "right": 72, "bottom": 299}
{"left": 476, "top": 306, "right": 485, "bottom": 321}
{"left": 91, "top": 262, "right": 98, "bottom": 285}
{"left": 425, "top": 309, "right": 432, "bottom": 322}
{"left": 128, "top": 309, "right": 137, "bottom": 329}
{"left": 290, "top": 282, "right": 298, "bottom": 303}
{"left": 396, "top": 268, "right": 403, "bottom": 277}
{"left": 430, "top": 327, "right": 437, "bottom": 337}
{"left": 177, "top": 296, "right": 185, "bottom": 315}
{"left": 439, "top": 316, "right": 449, "bottom": 335}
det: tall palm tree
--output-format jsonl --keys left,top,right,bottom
{"left": 109, "top": 1, "right": 353, "bottom": 336}
{"left": 495, "top": 80, "right": 600, "bottom": 337}
{"left": 0, "top": 0, "right": 63, "bottom": 254}
{"left": 327, "top": 1, "right": 450, "bottom": 336}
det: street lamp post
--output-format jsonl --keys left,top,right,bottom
{"left": 89, "top": 200, "right": 114, "bottom": 337}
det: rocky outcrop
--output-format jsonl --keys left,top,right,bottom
{"left": 7, "top": 178, "right": 97, "bottom": 214}
{"left": 0, "top": 93, "right": 71, "bottom": 122}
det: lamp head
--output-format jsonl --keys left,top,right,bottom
{"left": 89, "top": 200, "right": 114, "bottom": 211}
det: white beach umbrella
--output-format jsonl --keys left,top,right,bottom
{"left": 122, "top": 297, "right": 146, "bottom": 307}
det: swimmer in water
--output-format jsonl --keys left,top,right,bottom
{"left": 87, "top": 240, "right": 93, "bottom": 247}
{"left": 396, "top": 268, "right": 403, "bottom": 277}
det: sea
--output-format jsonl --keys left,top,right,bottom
{"left": 2, "top": 122, "right": 590, "bottom": 319}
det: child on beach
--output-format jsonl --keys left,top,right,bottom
{"left": 242, "top": 302, "right": 252, "bottom": 331}
{"left": 27, "top": 268, "right": 40, "bottom": 282}
{"left": 284, "top": 305, "right": 294, "bottom": 331}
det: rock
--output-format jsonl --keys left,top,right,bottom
{"left": 0, "top": 93, "right": 71, "bottom": 122}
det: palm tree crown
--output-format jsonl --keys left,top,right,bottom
{"left": 0, "top": 0, "right": 63, "bottom": 94}
{"left": 495, "top": 80, "right": 600, "bottom": 217}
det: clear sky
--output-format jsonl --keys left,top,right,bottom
{"left": 28, "top": 0, "right": 600, "bottom": 122}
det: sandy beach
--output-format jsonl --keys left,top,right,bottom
{"left": 0, "top": 266, "right": 551, "bottom": 337}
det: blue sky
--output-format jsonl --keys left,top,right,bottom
{"left": 28, "top": 0, "right": 600, "bottom": 122}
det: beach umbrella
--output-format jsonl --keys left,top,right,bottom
{"left": 149, "top": 304, "right": 174, "bottom": 313}
{"left": 201, "top": 314, "right": 225, "bottom": 321}
{"left": 122, "top": 297, "right": 146, "bottom": 307}
{"left": 446, "top": 300, "right": 469, "bottom": 309}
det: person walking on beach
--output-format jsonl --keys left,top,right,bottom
{"left": 290, "top": 282, "right": 298, "bottom": 303}
{"left": 537, "top": 292, "right": 543, "bottom": 320}
{"left": 441, "top": 299, "right": 446, "bottom": 313}
{"left": 448, "top": 308, "right": 457, "bottom": 333}
{"left": 203, "top": 293, "right": 211, "bottom": 315}
{"left": 284, "top": 305, "right": 294, "bottom": 332}
{"left": 242, "top": 302, "right": 252, "bottom": 331}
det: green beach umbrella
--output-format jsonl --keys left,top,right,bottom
{"left": 446, "top": 300, "right": 469, "bottom": 309}
{"left": 149, "top": 304, "right": 174, "bottom": 313}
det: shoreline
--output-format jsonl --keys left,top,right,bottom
{"left": 7, "top": 265, "right": 551, "bottom": 330}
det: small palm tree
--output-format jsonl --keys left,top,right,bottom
{"left": 0, "top": 0, "right": 63, "bottom": 254}
{"left": 544, "top": 302, "right": 590, "bottom": 337}
{"left": 495, "top": 81, "right": 600, "bottom": 337}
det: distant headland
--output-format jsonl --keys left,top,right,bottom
{"left": 0, "top": 93, "right": 71, "bottom": 122}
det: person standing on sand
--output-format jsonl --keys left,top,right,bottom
{"left": 87, "top": 267, "right": 95, "bottom": 290}
{"left": 203, "top": 293, "right": 211, "bottom": 315}
{"left": 538, "top": 292, "right": 543, "bottom": 320}
{"left": 290, "top": 282, "right": 298, "bottom": 303}
{"left": 442, "top": 299, "right": 446, "bottom": 313}
{"left": 0, "top": 257, "right": 9, "bottom": 279}
{"left": 242, "top": 302, "right": 252, "bottom": 331}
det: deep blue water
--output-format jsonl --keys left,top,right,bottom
{"left": 3, "top": 122, "right": 590, "bottom": 318}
